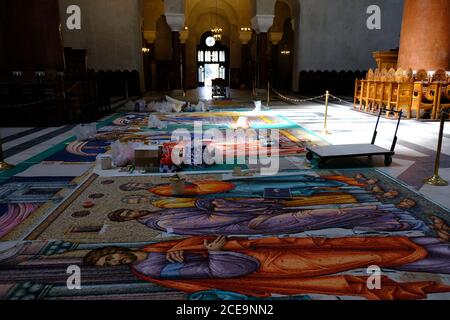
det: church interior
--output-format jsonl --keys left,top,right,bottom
{"left": 0, "top": 0, "right": 450, "bottom": 302}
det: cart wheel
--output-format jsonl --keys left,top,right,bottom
{"left": 384, "top": 155, "right": 393, "bottom": 166}
{"left": 306, "top": 152, "right": 314, "bottom": 161}
{"left": 318, "top": 159, "right": 328, "bottom": 169}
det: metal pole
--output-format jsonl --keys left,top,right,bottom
{"left": 0, "top": 135, "right": 14, "bottom": 172}
{"left": 267, "top": 82, "right": 270, "bottom": 106}
{"left": 424, "top": 111, "right": 448, "bottom": 186}
{"left": 321, "top": 91, "right": 331, "bottom": 135}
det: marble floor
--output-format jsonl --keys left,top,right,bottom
{"left": 2, "top": 89, "right": 450, "bottom": 210}
{"left": 1, "top": 89, "right": 449, "bottom": 301}
{"left": 268, "top": 100, "right": 450, "bottom": 210}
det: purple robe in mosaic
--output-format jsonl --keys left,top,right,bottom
{"left": 139, "top": 198, "right": 428, "bottom": 236}
{"left": 132, "top": 237, "right": 450, "bottom": 279}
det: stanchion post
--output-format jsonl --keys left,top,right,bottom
{"left": 321, "top": 91, "right": 331, "bottom": 135}
{"left": 424, "top": 111, "right": 449, "bottom": 186}
{"left": 0, "top": 135, "right": 14, "bottom": 172}
{"left": 125, "top": 79, "right": 129, "bottom": 100}
{"left": 267, "top": 82, "right": 270, "bottom": 106}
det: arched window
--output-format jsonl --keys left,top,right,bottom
{"left": 197, "top": 32, "right": 229, "bottom": 87}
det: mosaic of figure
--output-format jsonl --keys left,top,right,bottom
{"left": 108, "top": 199, "right": 428, "bottom": 236}
{"left": 85, "top": 235, "right": 450, "bottom": 300}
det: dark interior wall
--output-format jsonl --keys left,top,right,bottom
{"left": 296, "top": 0, "right": 404, "bottom": 72}
{"left": 274, "top": 19, "right": 294, "bottom": 91}
{"left": 0, "top": 0, "right": 64, "bottom": 72}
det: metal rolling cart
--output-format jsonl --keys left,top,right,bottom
{"left": 211, "top": 78, "right": 227, "bottom": 98}
{"left": 306, "top": 109, "right": 403, "bottom": 169}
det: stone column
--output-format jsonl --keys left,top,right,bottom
{"left": 239, "top": 30, "right": 253, "bottom": 89}
{"left": 165, "top": 12, "right": 185, "bottom": 91}
{"left": 269, "top": 32, "right": 283, "bottom": 88}
{"left": 252, "top": 15, "right": 275, "bottom": 88}
{"left": 171, "top": 31, "right": 182, "bottom": 90}
{"left": 143, "top": 31, "right": 157, "bottom": 91}
{"left": 258, "top": 32, "right": 268, "bottom": 88}
{"left": 398, "top": 0, "right": 450, "bottom": 70}
{"left": 180, "top": 30, "right": 189, "bottom": 93}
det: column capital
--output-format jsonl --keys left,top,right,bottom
{"left": 179, "top": 30, "right": 189, "bottom": 44}
{"left": 164, "top": 0, "right": 184, "bottom": 13}
{"left": 269, "top": 32, "right": 283, "bottom": 45}
{"left": 251, "top": 14, "right": 275, "bottom": 33}
{"left": 165, "top": 13, "right": 185, "bottom": 32}
{"left": 143, "top": 30, "right": 157, "bottom": 44}
{"left": 239, "top": 31, "right": 252, "bottom": 45}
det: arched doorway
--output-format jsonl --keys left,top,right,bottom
{"left": 197, "top": 32, "right": 229, "bottom": 88}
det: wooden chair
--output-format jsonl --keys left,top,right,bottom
{"left": 412, "top": 82, "right": 439, "bottom": 120}
{"left": 435, "top": 83, "right": 450, "bottom": 119}
{"left": 372, "top": 68, "right": 382, "bottom": 104}
{"left": 366, "top": 69, "right": 380, "bottom": 112}
{"left": 415, "top": 69, "right": 429, "bottom": 82}
{"left": 430, "top": 70, "right": 448, "bottom": 119}
{"left": 387, "top": 68, "right": 397, "bottom": 80}
{"left": 389, "top": 75, "right": 414, "bottom": 119}
{"left": 383, "top": 70, "right": 396, "bottom": 118}
{"left": 37, "top": 71, "right": 65, "bottom": 125}
{"left": 395, "top": 68, "right": 404, "bottom": 83}
{"left": 363, "top": 69, "right": 374, "bottom": 112}
{"left": 404, "top": 68, "right": 414, "bottom": 83}
{"left": 433, "top": 69, "right": 447, "bottom": 83}
{"left": 372, "top": 69, "right": 388, "bottom": 113}
{"left": 354, "top": 79, "right": 363, "bottom": 110}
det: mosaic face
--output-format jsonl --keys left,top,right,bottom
{"left": 121, "top": 195, "right": 152, "bottom": 205}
